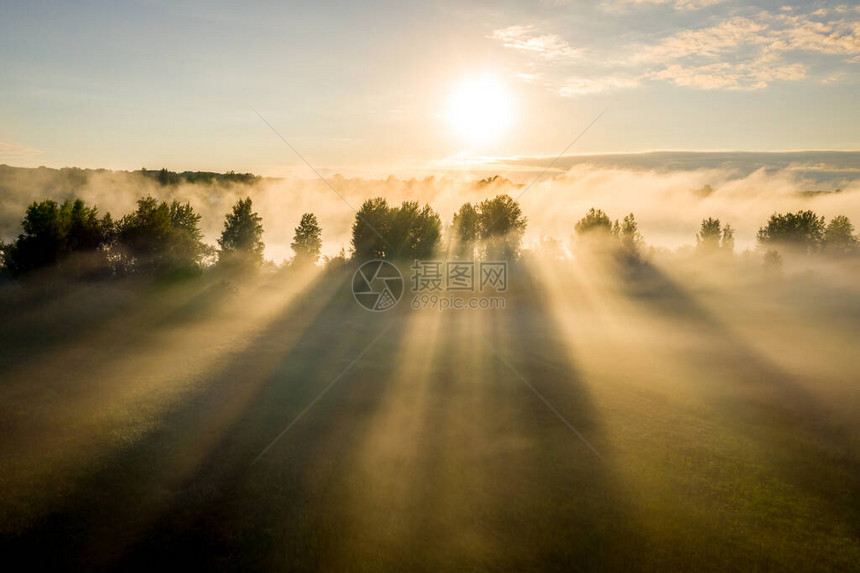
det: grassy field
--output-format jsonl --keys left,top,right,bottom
{"left": 1, "top": 257, "right": 859, "bottom": 571}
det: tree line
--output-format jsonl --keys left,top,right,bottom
{"left": 0, "top": 196, "right": 321, "bottom": 280}
{"left": 1, "top": 190, "right": 858, "bottom": 281}
{"left": 573, "top": 208, "right": 858, "bottom": 260}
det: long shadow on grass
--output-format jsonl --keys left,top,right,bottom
{"left": 109, "top": 284, "right": 413, "bottom": 572}
{"left": 468, "top": 266, "right": 644, "bottom": 570}
{"left": 0, "top": 275, "right": 235, "bottom": 380}
{"left": 621, "top": 261, "right": 860, "bottom": 539}
{"left": 0, "top": 266, "right": 404, "bottom": 570}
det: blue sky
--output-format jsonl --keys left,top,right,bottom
{"left": 1, "top": 0, "right": 858, "bottom": 175}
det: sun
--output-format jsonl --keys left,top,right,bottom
{"left": 446, "top": 75, "right": 513, "bottom": 144}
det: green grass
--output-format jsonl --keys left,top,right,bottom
{"left": 1, "top": 260, "right": 859, "bottom": 571}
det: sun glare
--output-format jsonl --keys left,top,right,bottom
{"left": 446, "top": 75, "right": 512, "bottom": 143}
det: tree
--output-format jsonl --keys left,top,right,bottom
{"left": 763, "top": 249, "right": 783, "bottom": 274}
{"left": 721, "top": 224, "right": 735, "bottom": 254}
{"left": 615, "top": 213, "right": 642, "bottom": 260}
{"left": 389, "top": 201, "right": 441, "bottom": 260}
{"left": 575, "top": 208, "right": 613, "bottom": 237}
{"left": 116, "top": 196, "right": 206, "bottom": 275}
{"left": 451, "top": 202, "right": 479, "bottom": 259}
{"left": 351, "top": 197, "right": 392, "bottom": 260}
{"left": 477, "top": 194, "right": 527, "bottom": 260}
{"left": 824, "top": 215, "right": 857, "bottom": 255}
{"left": 697, "top": 218, "right": 722, "bottom": 252}
{"left": 757, "top": 210, "right": 825, "bottom": 254}
{"left": 574, "top": 208, "right": 645, "bottom": 262}
{"left": 156, "top": 168, "right": 180, "bottom": 186}
{"left": 1, "top": 199, "right": 113, "bottom": 277}
{"left": 218, "top": 197, "right": 264, "bottom": 267}
{"left": 350, "top": 198, "right": 441, "bottom": 261}
{"left": 291, "top": 213, "right": 323, "bottom": 266}
{"left": 697, "top": 218, "right": 734, "bottom": 254}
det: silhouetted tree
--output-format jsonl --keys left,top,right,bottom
{"left": 116, "top": 196, "right": 205, "bottom": 275}
{"left": 350, "top": 198, "right": 441, "bottom": 260}
{"left": 575, "top": 208, "right": 613, "bottom": 237}
{"left": 323, "top": 247, "right": 349, "bottom": 269}
{"left": 615, "top": 213, "right": 642, "bottom": 260}
{"left": 451, "top": 202, "right": 479, "bottom": 259}
{"left": 389, "top": 201, "right": 441, "bottom": 260}
{"left": 824, "top": 215, "right": 857, "bottom": 255}
{"left": 218, "top": 197, "right": 264, "bottom": 267}
{"left": 291, "top": 213, "right": 323, "bottom": 266}
{"left": 1, "top": 199, "right": 113, "bottom": 277}
{"left": 477, "top": 194, "right": 527, "bottom": 260}
{"left": 697, "top": 218, "right": 734, "bottom": 254}
{"left": 351, "top": 197, "right": 392, "bottom": 260}
{"left": 697, "top": 218, "right": 722, "bottom": 252}
{"left": 156, "top": 168, "right": 180, "bottom": 186}
{"left": 757, "top": 210, "right": 825, "bottom": 254}
{"left": 721, "top": 224, "right": 735, "bottom": 253}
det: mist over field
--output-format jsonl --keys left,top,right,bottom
{"left": 4, "top": 0, "right": 860, "bottom": 568}
{"left": 2, "top": 150, "right": 860, "bottom": 570}
{"left": 3, "top": 151, "right": 860, "bottom": 261}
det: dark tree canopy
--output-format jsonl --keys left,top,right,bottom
{"left": 116, "top": 196, "right": 205, "bottom": 275}
{"left": 1, "top": 198, "right": 113, "bottom": 277}
{"left": 351, "top": 197, "right": 392, "bottom": 261}
{"left": 824, "top": 215, "right": 857, "bottom": 255}
{"left": 615, "top": 213, "right": 642, "bottom": 260}
{"left": 697, "top": 218, "right": 722, "bottom": 251}
{"left": 350, "top": 198, "right": 441, "bottom": 261}
{"left": 477, "top": 194, "right": 527, "bottom": 260}
{"left": 575, "top": 208, "right": 613, "bottom": 237}
{"left": 218, "top": 197, "right": 264, "bottom": 267}
{"left": 389, "top": 201, "right": 442, "bottom": 260}
{"left": 697, "top": 218, "right": 734, "bottom": 254}
{"left": 450, "top": 202, "right": 480, "bottom": 260}
{"left": 757, "top": 210, "right": 825, "bottom": 254}
{"left": 573, "top": 208, "right": 645, "bottom": 261}
{"left": 291, "top": 212, "right": 323, "bottom": 265}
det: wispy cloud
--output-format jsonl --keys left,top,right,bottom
{"left": 607, "top": 0, "right": 725, "bottom": 12}
{"left": 489, "top": 26, "right": 580, "bottom": 61}
{"left": 491, "top": 5, "right": 860, "bottom": 94}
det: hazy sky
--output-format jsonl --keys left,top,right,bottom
{"left": 1, "top": 0, "right": 858, "bottom": 175}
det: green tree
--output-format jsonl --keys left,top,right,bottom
{"left": 218, "top": 197, "right": 264, "bottom": 267}
{"left": 824, "top": 215, "right": 857, "bottom": 255}
{"left": 757, "top": 210, "right": 825, "bottom": 254}
{"left": 451, "top": 202, "right": 479, "bottom": 259}
{"left": 116, "top": 196, "right": 205, "bottom": 275}
{"left": 351, "top": 197, "right": 392, "bottom": 260}
{"left": 350, "top": 198, "right": 442, "bottom": 261}
{"left": 1, "top": 199, "right": 113, "bottom": 277}
{"left": 389, "top": 201, "right": 441, "bottom": 260}
{"left": 477, "top": 194, "right": 527, "bottom": 260}
{"left": 291, "top": 213, "right": 323, "bottom": 265}
{"left": 156, "top": 168, "right": 180, "bottom": 186}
